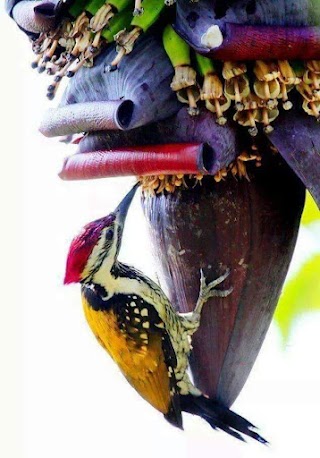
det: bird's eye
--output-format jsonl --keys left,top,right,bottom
{"left": 106, "top": 229, "right": 114, "bottom": 241}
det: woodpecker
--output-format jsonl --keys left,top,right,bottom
{"left": 64, "top": 183, "right": 267, "bottom": 443}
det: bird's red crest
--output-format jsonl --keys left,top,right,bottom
{"left": 64, "top": 214, "right": 116, "bottom": 284}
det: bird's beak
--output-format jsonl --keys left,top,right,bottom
{"left": 115, "top": 182, "right": 140, "bottom": 226}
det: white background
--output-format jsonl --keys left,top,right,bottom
{"left": 1, "top": 10, "right": 320, "bottom": 458}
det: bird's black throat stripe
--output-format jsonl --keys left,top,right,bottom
{"left": 82, "top": 284, "right": 110, "bottom": 311}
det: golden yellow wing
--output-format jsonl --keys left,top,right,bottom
{"left": 81, "top": 288, "right": 182, "bottom": 427}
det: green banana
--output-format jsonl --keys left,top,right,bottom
{"left": 86, "top": 0, "right": 132, "bottom": 15}
{"left": 85, "top": 0, "right": 105, "bottom": 15}
{"left": 107, "top": 0, "right": 134, "bottom": 11}
{"left": 291, "top": 60, "right": 306, "bottom": 78}
{"left": 163, "top": 25, "right": 200, "bottom": 116}
{"left": 308, "top": 0, "right": 320, "bottom": 26}
{"left": 65, "top": 8, "right": 132, "bottom": 79}
{"left": 86, "top": 0, "right": 133, "bottom": 37}
{"left": 195, "top": 53, "right": 217, "bottom": 77}
{"left": 162, "top": 24, "right": 191, "bottom": 67}
{"left": 107, "top": 0, "right": 165, "bottom": 71}
{"left": 101, "top": 9, "right": 132, "bottom": 42}
{"left": 131, "top": 0, "right": 165, "bottom": 32}
{"left": 68, "top": 0, "right": 88, "bottom": 18}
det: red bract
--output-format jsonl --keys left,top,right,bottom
{"left": 59, "top": 143, "right": 214, "bottom": 179}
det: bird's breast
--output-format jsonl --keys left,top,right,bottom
{"left": 81, "top": 291, "right": 147, "bottom": 368}
{"left": 81, "top": 290, "right": 173, "bottom": 415}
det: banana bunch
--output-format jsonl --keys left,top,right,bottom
{"left": 162, "top": 29, "right": 319, "bottom": 134}
{"left": 31, "top": 0, "right": 166, "bottom": 98}
{"left": 29, "top": 0, "right": 320, "bottom": 127}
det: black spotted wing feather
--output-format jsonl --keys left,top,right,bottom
{"left": 82, "top": 286, "right": 182, "bottom": 428}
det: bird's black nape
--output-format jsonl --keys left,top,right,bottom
{"left": 180, "top": 394, "right": 268, "bottom": 444}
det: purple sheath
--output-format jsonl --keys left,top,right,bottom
{"left": 269, "top": 110, "right": 320, "bottom": 209}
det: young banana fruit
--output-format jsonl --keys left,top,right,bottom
{"left": 107, "top": 0, "right": 165, "bottom": 71}
{"left": 34, "top": 0, "right": 133, "bottom": 98}
{"left": 196, "top": 53, "right": 230, "bottom": 125}
{"left": 163, "top": 24, "right": 200, "bottom": 116}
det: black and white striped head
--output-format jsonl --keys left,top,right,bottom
{"left": 64, "top": 183, "right": 139, "bottom": 284}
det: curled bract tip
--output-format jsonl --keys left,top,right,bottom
{"left": 39, "top": 100, "right": 135, "bottom": 137}
{"left": 8, "top": 0, "right": 65, "bottom": 34}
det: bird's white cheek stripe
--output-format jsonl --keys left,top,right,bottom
{"left": 82, "top": 226, "right": 118, "bottom": 280}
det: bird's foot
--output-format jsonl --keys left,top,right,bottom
{"left": 183, "top": 268, "right": 233, "bottom": 332}
{"left": 199, "top": 268, "right": 233, "bottom": 301}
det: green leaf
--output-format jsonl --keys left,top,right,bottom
{"left": 301, "top": 192, "right": 320, "bottom": 225}
{"left": 274, "top": 254, "right": 320, "bottom": 342}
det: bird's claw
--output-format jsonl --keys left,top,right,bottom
{"left": 199, "top": 268, "right": 233, "bottom": 302}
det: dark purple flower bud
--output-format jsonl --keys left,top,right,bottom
{"left": 142, "top": 145, "right": 305, "bottom": 406}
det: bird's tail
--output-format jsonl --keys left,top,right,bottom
{"left": 180, "top": 394, "right": 268, "bottom": 444}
